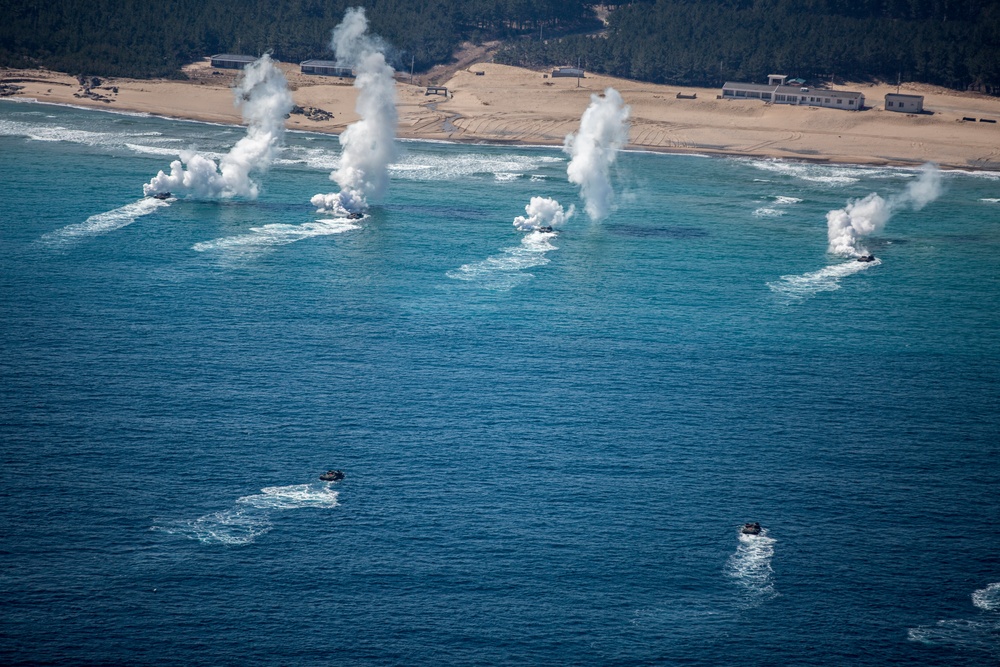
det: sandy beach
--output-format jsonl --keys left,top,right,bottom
{"left": 4, "top": 59, "right": 999, "bottom": 170}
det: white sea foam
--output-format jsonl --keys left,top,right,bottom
{"left": 494, "top": 172, "right": 520, "bottom": 182}
{"left": 947, "top": 169, "right": 1000, "bottom": 181}
{"left": 981, "top": 198, "right": 1000, "bottom": 203}
{"left": 279, "top": 145, "right": 563, "bottom": 181}
{"left": 908, "top": 582, "right": 1000, "bottom": 654}
{"left": 237, "top": 484, "right": 341, "bottom": 510}
{"left": 154, "top": 507, "right": 274, "bottom": 546}
{"left": 124, "top": 142, "right": 203, "bottom": 158}
{"left": 154, "top": 482, "right": 340, "bottom": 545}
{"left": 41, "top": 198, "right": 169, "bottom": 242}
{"left": 746, "top": 159, "right": 898, "bottom": 185}
{"left": 192, "top": 218, "right": 361, "bottom": 253}
{"left": 725, "top": 528, "right": 777, "bottom": 607}
{"left": 391, "top": 152, "right": 558, "bottom": 181}
{"left": 907, "top": 618, "right": 1000, "bottom": 651}
{"left": 752, "top": 207, "right": 784, "bottom": 218}
{"left": 0, "top": 118, "right": 187, "bottom": 158}
{"left": 973, "top": 582, "right": 1000, "bottom": 611}
{"left": 277, "top": 145, "right": 341, "bottom": 171}
{"left": 767, "top": 258, "right": 879, "bottom": 299}
{"left": 447, "top": 230, "right": 557, "bottom": 290}
{"left": 752, "top": 195, "right": 801, "bottom": 217}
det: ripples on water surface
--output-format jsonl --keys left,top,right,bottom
{"left": 2, "top": 101, "right": 999, "bottom": 665}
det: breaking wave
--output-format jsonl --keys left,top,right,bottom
{"left": 41, "top": 198, "right": 169, "bottom": 243}
{"left": 153, "top": 482, "right": 340, "bottom": 546}
{"left": 981, "top": 198, "right": 1000, "bottom": 204}
{"left": 725, "top": 528, "right": 778, "bottom": 607}
{"left": 390, "top": 152, "right": 563, "bottom": 181}
{"left": 768, "top": 258, "right": 880, "bottom": 299}
{"left": 446, "top": 230, "right": 557, "bottom": 290}
{"left": 192, "top": 218, "right": 361, "bottom": 253}
{"left": 0, "top": 118, "right": 200, "bottom": 158}
{"left": 745, "top": 158, "right": 898, "bottom": 186}
{"left": 278, "top": 147, "right": 563, "bottom": 182}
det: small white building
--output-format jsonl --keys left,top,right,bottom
{"left": 722, "top": 80, "right": 864, "bottom": 110}
{"left": 884, "top": 93, "right": 923, "bottom": 113}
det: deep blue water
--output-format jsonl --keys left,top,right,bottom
{"left": 2, "top": 100, "right": 999, "bottom": 665}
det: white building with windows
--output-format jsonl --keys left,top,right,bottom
{"left": 722, "top": 76, "right": 865, "bottom": 110}
{"left": 884, "top": 93, "right": 923, "bottom": 113}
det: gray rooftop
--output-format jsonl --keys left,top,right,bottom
{"left": 210, "top": 54, "right": 257, "bottom": 62}
{"left": 300, "top": 60, "right": 343, "bottom": 67}
{"left": 723, "top": 81, "right": 864, "bottom": 99}
{"left": 723, "top": 82, "right": 779, "bottom": 93}
{"left": 885, "top": 93, "right": 923, "bottom": 99}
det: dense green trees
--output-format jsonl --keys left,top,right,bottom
{"left": 0, "top": 0, "right": 595, "bottom": 78}
{"left": 0, "top": 0, "right": 996, "bottom": 92}
{"left": 496, "top": 0, "right": 1000, "bottom": 92}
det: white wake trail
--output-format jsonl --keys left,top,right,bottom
{"left": 447, "top": 230, "right": 559, "bottom": 290}
{"left": 41, "top": 197, "right": 170, "bottom": 243}
{"left": 768, "top": 258, "right": 880, "bottom": 299}
{"left": 725, "top": 528, "right": 778, "bottom": 607}
{"left": 192, "top": 217, "right": 363, "bottom": 254}
{"left": 153, "top": 482, "right": 340, "bottom": 545}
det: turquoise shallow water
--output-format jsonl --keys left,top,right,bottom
{"left": 2, "top": 100, "right": 999, "bottom": 665}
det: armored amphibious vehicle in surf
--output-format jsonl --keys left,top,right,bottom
{"left": 319, "top": 470, "right": 345, "bottom": 482}
{"left": 857, "top": 255, "right": 876, "bottom": 263}
{"left": 741, "top": 522, "right": 762, "bottom": 535}
{"left": 150, "top": 192, "right": 171, "bottom": 200}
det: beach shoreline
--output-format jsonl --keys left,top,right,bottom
{"left": 4, "top": 61, "right": 1000, "bottom": 171}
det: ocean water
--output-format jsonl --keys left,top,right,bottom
{"left": 2, "top": 100, "right": 999, "bottom": 665}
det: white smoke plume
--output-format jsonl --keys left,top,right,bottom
{"left": 563, "top": 87, "right": 630, "bottom": 221}
{"left": 513, "top": 196, "right": 574, "bottom": 231}
{"left": 826, "top": 163, "right": 942, "bottom": 256}
{"left": 311, "top": 7, "right": 398, "bottom": 215}
{"left": 144, "top": 54, "right": 293, "bottom": 199}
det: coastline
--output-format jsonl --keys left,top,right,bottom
{"left": 4, "top": 60, "right": 1000, "bottom": 171}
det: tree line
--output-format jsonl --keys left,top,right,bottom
{"left": 1, "top": 0, "right": 997, "bottom": 93}
{"left": 496, "top": 0, "right": 1000, "bottom": 92}
{"left": 0, "top": 0, "right": 595, "bottom": 79}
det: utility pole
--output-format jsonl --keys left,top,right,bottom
{"left": 410, "top": 55, "right": 415, "bottom": 84}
